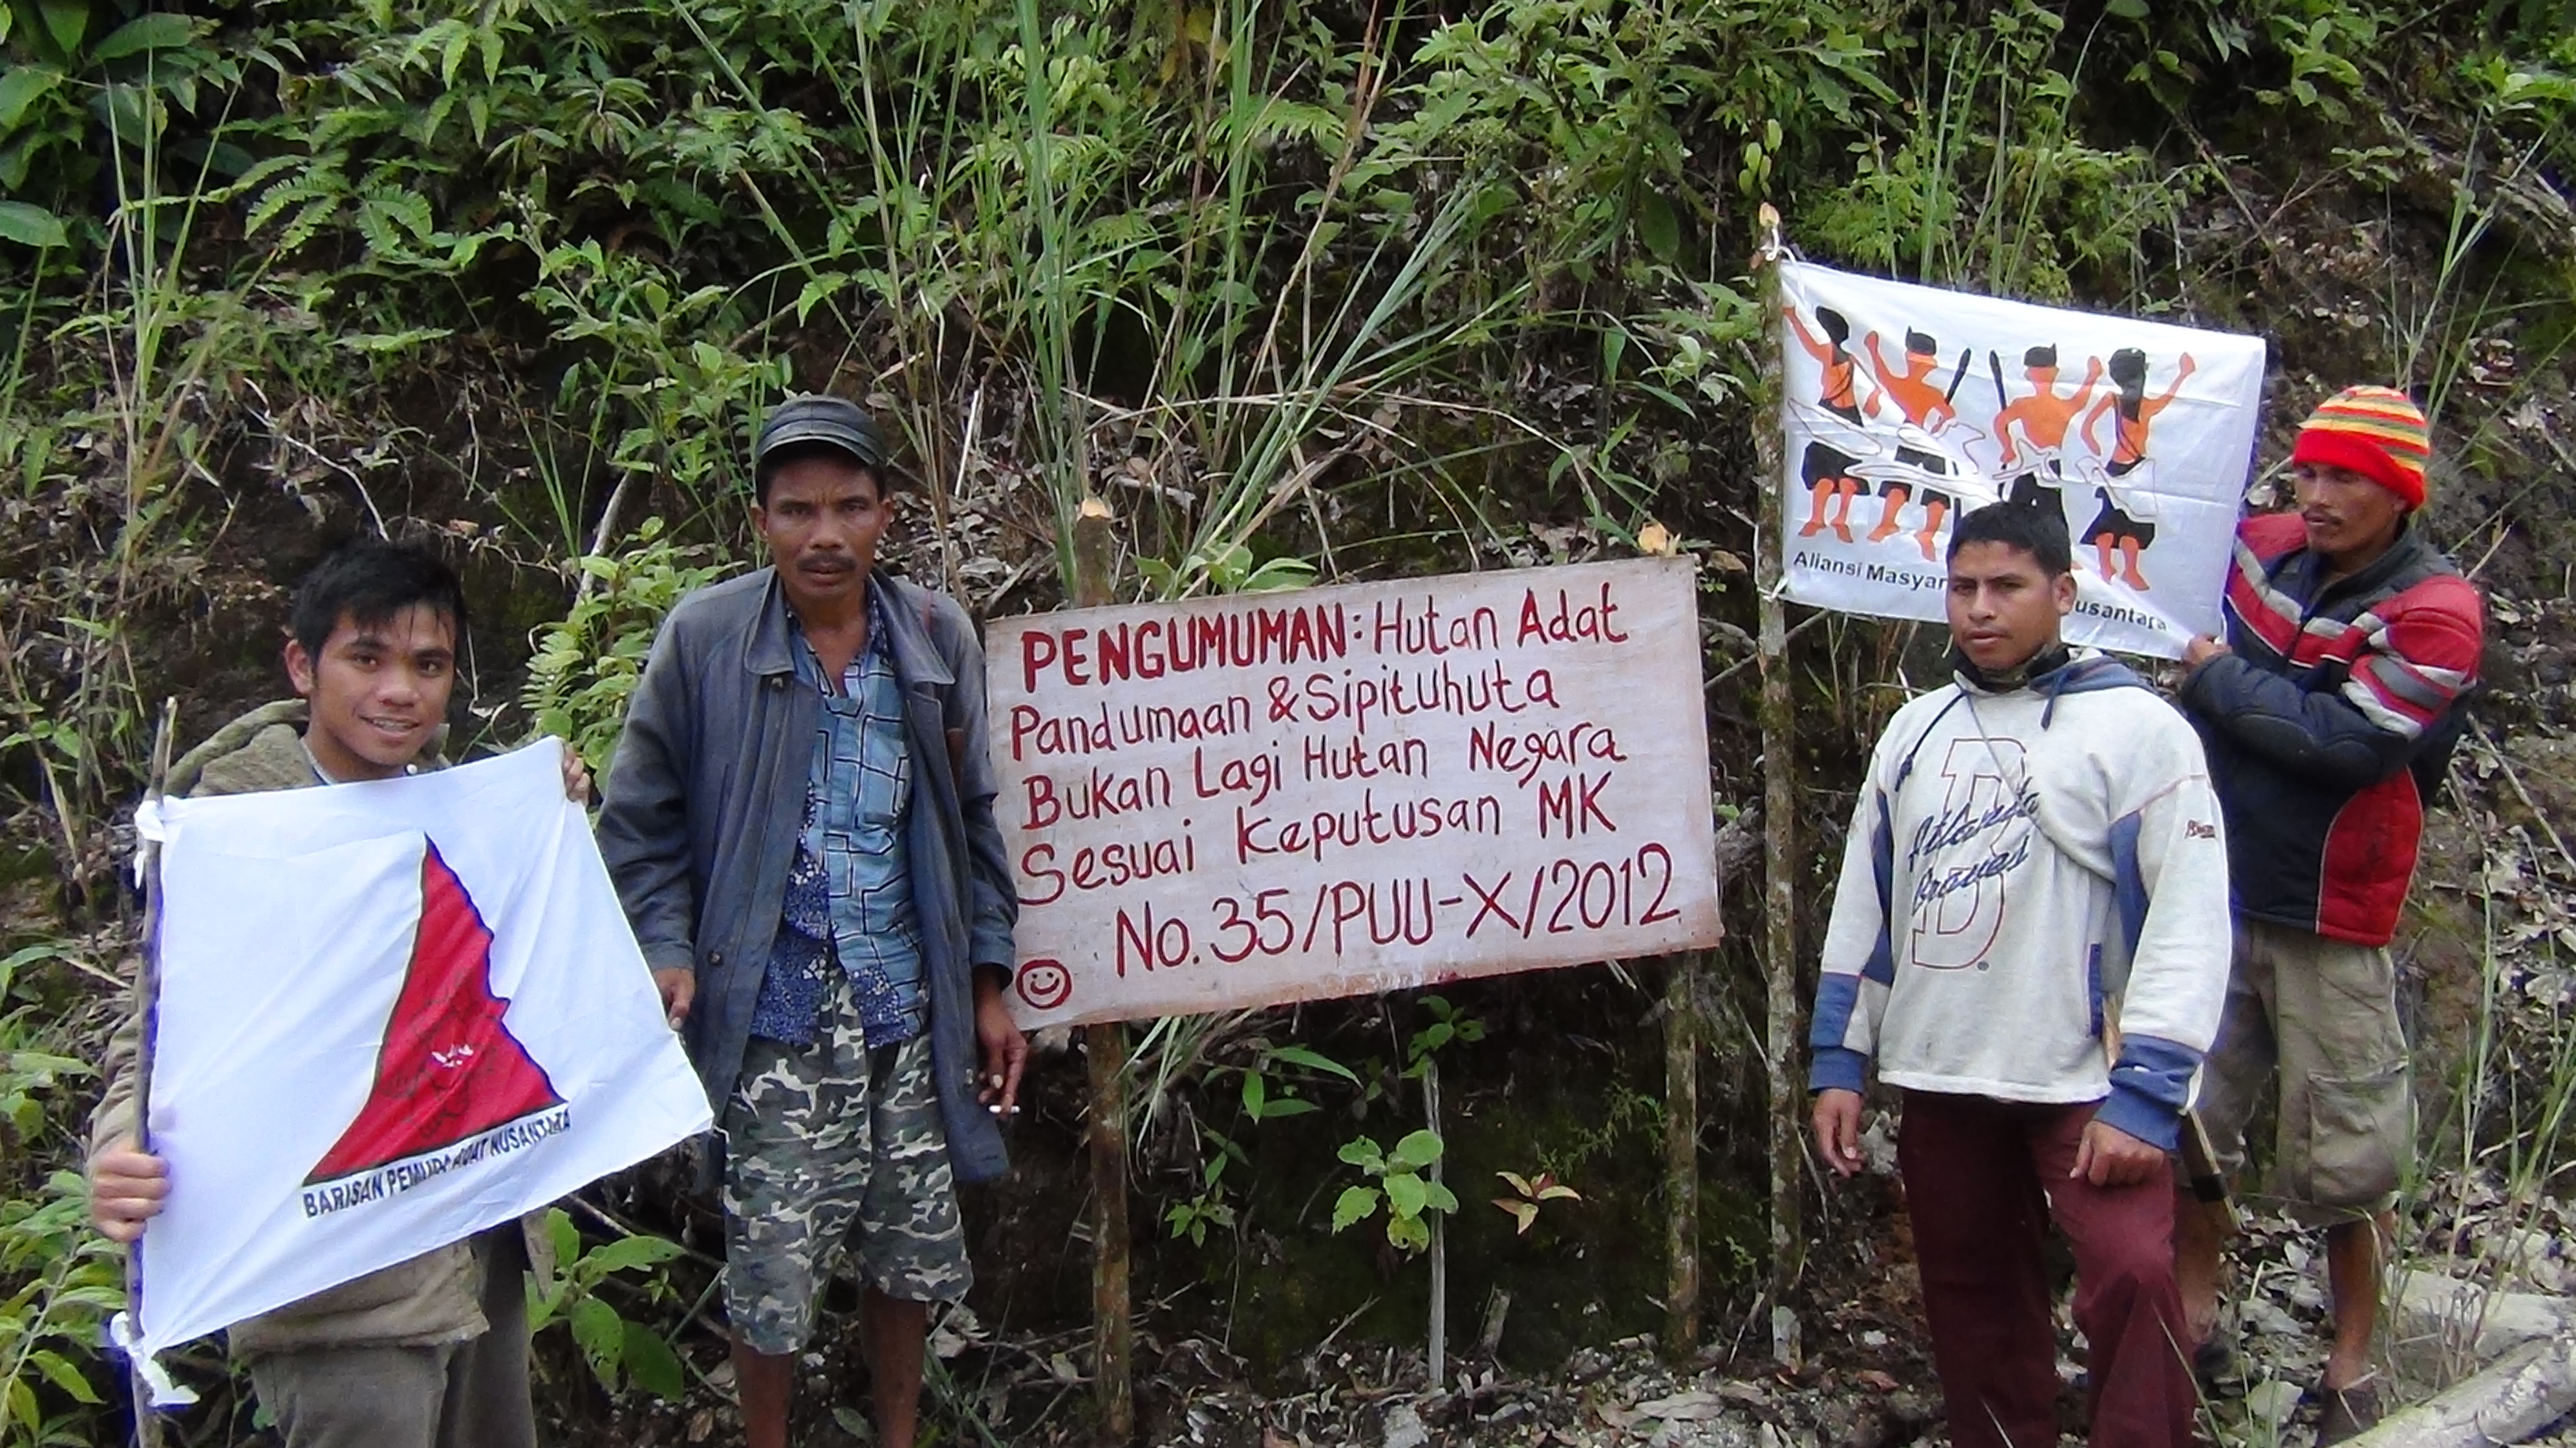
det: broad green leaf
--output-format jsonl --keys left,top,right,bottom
{"left": 622, "top": 1319, "right": 687, "bottom": 1400}
{"left": 583, "top": 1233, "right": 683, "bottom": 1274}
{"left": 1388, "top": 1213, "right": 1430, "bottom": 1252}
{"left": 1391, "top": 1129, "right": 1444, "bottom": 1171}
{"left": 1637, "top": 191, "right": 1680, "bottom": 263}
{"left": 544, "top": 1208, "right": 579, "bottom": 1286}
{"left": 793, "top": 272, "right": 846, "bottom": 323}
{"left": 0, "top": 67, "right": 62, "bottom": 130}
{"left": 1336, "top": 1137, "right": 1384, "bottom": 1170}
{"left": 30, "top": 1348, "right": 98, "bottom": 1403}
{"left": 522, "top": 1275, "right": 555, "bottom": 1330}
{"left": 1240, "top": 557, "right": 1317, "bottom": 594}
{"left": 90, "top": 13, "right": 197, "bottom": 61}
{"left": 1384, "top": 1170, "right": 1428, "bottom": 1220}
{"left": 5, "top": 1052, "right": 91, "bottom": 1079}
{"left": 1264, "top": 1045, "right": 1358, "bottom": 1084}
{"left": 1258, "top": 1098, "right": 1317, "bottom": 1119}
{"left": 91, "top": 83, "right": 156, "bottom": 146}
{"left": 0, "top": 202, "right": 67, "bottom": 250}
{"left": 569, "top": 1296, "right": 623, "bottom": 1383}
{"left": 1424, "top": 1180, "right": 1459, "bottom": 1214}
{"left": 38, "top": 0, "right": 84, "bottom": 58}
{"left": 1239, "top": 1069, "right": 1265, "bottom": 1120}
{"left": 1329, "top": 1185, "right": 1379, "bottom": 1232}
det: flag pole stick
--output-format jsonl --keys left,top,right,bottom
{"left": 1750, "top": 205, "right": 1807, "bottom": 1370}
{"left": 1068, "top": 496, "right": 1133, "bottom": 1445}
{"left": 125, "top": 696, "right": 179, "bottom": 1448}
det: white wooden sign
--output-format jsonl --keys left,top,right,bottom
{"left": 987, "top": 558, "right": 1724, "bottom": 1028}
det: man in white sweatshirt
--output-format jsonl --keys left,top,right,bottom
{"left": 1810, "top": 502, "right": 2231, "bottom": 1448}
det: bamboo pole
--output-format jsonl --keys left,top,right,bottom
{"left": 125, "top": 696, "right": 178, "bottom": 1448}
{"left": 1068, "top": 496, "right": 1133, "bottom": 1443}
{"left": 1662, "top": 950, "right": 1700, "bottom": 1359}
{"left": 1750, "top": 204, "right": 1805, "bottom": 1369}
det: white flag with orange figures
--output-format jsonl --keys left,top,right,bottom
{"left": 126, "top": 741, "right": 710, "bottom": 1360}
{"left": 1778, "top": 259, "right": 2268, "bottom": 658}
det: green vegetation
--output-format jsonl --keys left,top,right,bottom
{"left": 0, "top": 0, "right": 2570, "bottom": 1439}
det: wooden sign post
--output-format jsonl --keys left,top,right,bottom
{"left": 1752, "top": 204, "right": 1807, "bottom": 1368}
{"left": 998, "top": 551, "right": 1726, "bottom": 1416}
{"left": 1066, "top": 498, "right": 1133, "bottom": 1443}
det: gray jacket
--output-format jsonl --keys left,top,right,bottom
{"left": 596, "top": 567, "right": 1018, "bottom": 1184}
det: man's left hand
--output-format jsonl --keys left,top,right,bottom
{"left": 2071, "top": 1118, "right": 2166, "bottom": 1187}
{"left": 559, "top": 744, "right": 594, "bottom": 805}
{"left": 2183, "top": 635, "right": 2231, "bottom": 668}
{"left": 972, "top": 970, "right": 1028, "bottom": 1117}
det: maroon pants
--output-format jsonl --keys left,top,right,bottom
{"left": 1896, "top": 1091, "right": 2198, "bottom": 1448}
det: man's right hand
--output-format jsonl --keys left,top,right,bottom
{"left": 1812, "top": 1089, "right": 1865, "bottom": 1178}
{"left": 90, "top": 1138, "right": 168, "bottom": 1243}
{"left": 652, "top": 967, "right": 696, "bottom": 1029}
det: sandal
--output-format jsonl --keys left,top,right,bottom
{"left": 2191, "top": 1336, "right": 2245, "bottom": 1399}
{"left": 2313, "top": 1374, "right": 2383, "bottom": 1446}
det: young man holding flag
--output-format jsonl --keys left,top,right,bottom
{"left": 87, "top": 540, "right": 585, "bottom": 1448}
{"left": 1810, "top": 502, "right": 2231, "bottom": 1448}
{"left": 2173, "top": 387, "right": 2486, "bottom": 1442}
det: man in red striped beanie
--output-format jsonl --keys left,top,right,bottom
{"left": 2171, "top": 385, "right": 2484, "bottom": 1442}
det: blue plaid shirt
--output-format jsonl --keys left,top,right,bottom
{"left": 747, "top": 590, "right": 927, "bottom": 1045}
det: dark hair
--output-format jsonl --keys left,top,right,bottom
{"left": 1904, "top": 328, "right": 1937, "bottom": 356}
{"left": 2023, "top": 345, "right": 2057, "bottom": 368}
{"left": 288, "top": 540, "right": 469, "bottom": 659}
{"left": 754, "top": 442, "right": 886, "bottom": 506}
{"left": 1948, "top": 500, "right": 2072, "bottom": 576}
{"left": 2107, "top": 346, "right": 2147, "bottom": 390}
{"left": 1816, "top": 306, "right": 1850, "bottom": 345}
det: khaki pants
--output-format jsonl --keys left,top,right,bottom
{"left": 246, "top": 1230, "right": 535, "bottom": 1448}
{"left": 2198, "top": 919, "right": 2414, "bottom": 1221}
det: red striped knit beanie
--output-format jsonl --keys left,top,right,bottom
{"left": 2292, "top": 385, "right": 2431, "bottom": 511}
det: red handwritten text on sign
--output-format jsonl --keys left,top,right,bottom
{"left": 986, "top": 558, "right": 1723, "bottom": 1028}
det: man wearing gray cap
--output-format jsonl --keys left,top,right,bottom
{"left": 597, "top": 394, "right": 1026, "bottom": 1448}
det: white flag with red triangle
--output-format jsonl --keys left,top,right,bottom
{"left": 127, "top": 740, "right": 711, "bottom": 1359}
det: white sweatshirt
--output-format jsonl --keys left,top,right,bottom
{"left": 1807, "top": 650, "right": 2231, "bottom": 1149}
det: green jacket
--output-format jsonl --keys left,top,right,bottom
{"left": 89, "top": 699, "right": 556, "bottom": 1358}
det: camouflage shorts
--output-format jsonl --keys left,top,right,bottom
{"left": 720, "top": 975, "right": 970, "bottom": 1356}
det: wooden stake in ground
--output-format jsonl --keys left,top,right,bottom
{"left": 1423, "top": 1055, "right": 1446, "bottom": 1390}
{"left": 1750, "top": 204, "right": 1805, "bottom": 1368}
{"left": 1068, "top": 496, "right": 1134, "bottom": 1443}
{"left": 125, "top": 696, "right": 180, "bottom": 1448}
{"left": 1663, "top": 950, "right": 1700, "bottom": 1359}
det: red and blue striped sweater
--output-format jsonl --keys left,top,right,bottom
{"left": 2179, "top": 513, "right": 2485, "bottom": 947}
